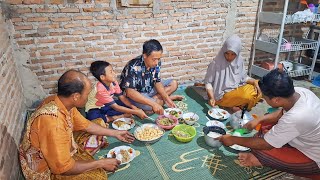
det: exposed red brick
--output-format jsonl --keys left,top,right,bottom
{"left": 60, "top": 8, "right": 80, "bottom": 13}
{"left": 23, "top": 0, "right": 43, "bottom": 4}
{"left": 35, "top": 8, "right": 58, "bottom": 13}
{"left": 14, "top": 25, "right": 33, "bottom": 30}
{"left": 17, "top": 39, "right": 34, "bottom": 45}
{"left": 26, "top": 17, "right": 49, "bottom": 22}
{"left": 7, "top": 0, "right": 23, "bottom": 4}
{"left": 36, "top": 38, "right": 58, "bottom": 43}
{"left": 51, "top": 17, "right": 72, "bottom": 22}
{"left": 62, "top": 37, "right": 83, "bottom": 42}
{"left": 64, "top": 23, "right": 82, "bottom": 29}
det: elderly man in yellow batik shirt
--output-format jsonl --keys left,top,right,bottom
{"left": 19, "top": 70, "right": 135, "bottom": 179}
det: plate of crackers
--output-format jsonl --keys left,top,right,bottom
{"left": 106, "top": 145, "right": 136, "bottom": 165}
{"left": 134, "top": 123, "right": 165, "bottom": 143}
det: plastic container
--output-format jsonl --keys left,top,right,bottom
{"left": 309, "top": 4, "right": 316, "bottom": 13}
{"left": 172, "top": 124, "right": 196, "bottom": 143}
{"left": 312, "top": 75, "right": 320, "bottom": 87}
{"left": 203, "top": 126, "right": 226, "bottom": 148}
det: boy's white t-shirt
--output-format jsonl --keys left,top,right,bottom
{"left": 264, "top": 87, "right": 320, "bottom": 168}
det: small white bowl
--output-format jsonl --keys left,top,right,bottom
{"left": 183, "top": 112, "right": 199, "bottom": 125}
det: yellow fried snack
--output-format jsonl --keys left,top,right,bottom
{"left": 120, "top": 149, "right": 130, "bottom": 163}
{"left": 136, "top": 127, "right": 164, "bottom": 141}
{"left": 114, "top": 121, "right": 127, "bottom": 128}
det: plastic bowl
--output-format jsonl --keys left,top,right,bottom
{"left": 183, "top": 112, "right": 199, "bottom": 125}
{"left": 203, "top": 126, "right": 226, "bottom": 148}
{"left": 172, "top": 124, "right": 196, "bottom": 143}
{"left": 156, "top": 115, "right": 178, "bottom": 130}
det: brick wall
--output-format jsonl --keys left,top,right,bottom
{"left": 7, "top": 0, "right": 260, "bottom": 94}
{"left": 0, "top": 7, "right": 25, "bottom": 179}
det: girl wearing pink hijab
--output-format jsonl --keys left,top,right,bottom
{"left": 204, "top": 35, "right": 261, "bottom": 111}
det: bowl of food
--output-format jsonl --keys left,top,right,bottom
{"left": 134, "top": 123, "right": 165, "bottom": 143}
{"left": 156, "top": 115, "right": 178, "bottom": 130}
{"left": 203, "top": 126, "right": 226, "bottom": 148}
{"left": 182, "top": 112, "right": 199, "bottom": 125}
{"left": 172, "top": 124, "right": 196, "bottom": 143}
{"left": 164, "top": 108, "right": 183, "bottom": 118}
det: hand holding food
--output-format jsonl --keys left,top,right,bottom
{"left": 152, "top": 103, "right": 164, "bottom": 115}
{"left": 99, "top": 158, "right": 121, "bottom": 172}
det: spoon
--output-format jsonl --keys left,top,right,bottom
{"left": 241, "top": 104, "right": 248, "bottom": 119}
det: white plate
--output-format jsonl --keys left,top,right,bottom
{"left": 206, "top": 120, "right": 226, "bottom": 129}
{"left": 112, "top": 118, "right": 135, "bottom": 130}
{"left": 106, "top": 145, "right": 136, "bottom": 165}
{"left": 229, "top": 144, "right": 250, "bottom": 151}
{"left": 164, "top": 108, "right": 183, "bottom": 118}
{"left": 208, "top": 108, "right": 230, "bottom": 120}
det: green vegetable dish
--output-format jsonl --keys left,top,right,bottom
{"left": 158, "top": 117, "right": 174, "bottom": 126}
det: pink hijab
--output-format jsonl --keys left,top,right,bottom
{"left": 204, "top": 35, "right": 248, "bottom": 100}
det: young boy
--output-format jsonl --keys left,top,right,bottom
{"left": 86, "top": 61, "right": 147, "bottom": 122}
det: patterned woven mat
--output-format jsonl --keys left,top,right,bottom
{"left": 95, "top": 87, "right": 286, "bottom": 180}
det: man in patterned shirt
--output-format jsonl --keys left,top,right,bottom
{"left": 120, "top": 39, "right": 183, "bottom": 114}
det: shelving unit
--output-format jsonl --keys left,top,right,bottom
{"left": 250, "top": 0, "right": 320, "bottom": 80}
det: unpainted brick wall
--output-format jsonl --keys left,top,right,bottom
{"left": 0, "top": 8, "right": 25, "bottom": 180}
{"left": 7, "top": 0, "right": 260, "bottom": 94}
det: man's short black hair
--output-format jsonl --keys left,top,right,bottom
{"left": 259, "top": 68, "right": 295, "bottom": 99}
{"left": 57, "top": 70, "right": 86, "bottom": 97}
{"left": 143, "top": 39, "right": 163, "bottom": 56}
{"left": 90, "top": 61, "right": 111, "bottom": 82}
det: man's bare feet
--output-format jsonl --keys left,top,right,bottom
{"left": 170, "top": 95, "right": 184, "bottom": 101}
{"left": 238, "top": 153, "right": 262, "bottom": 167}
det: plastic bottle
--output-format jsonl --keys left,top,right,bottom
{"left": 309, "top": 3, "right": 316, "bottom": 13}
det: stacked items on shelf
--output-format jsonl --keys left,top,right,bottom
{"left": 250, "top": 0, "right": 320, "bottom": 79}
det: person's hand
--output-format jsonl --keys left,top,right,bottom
{"left": 114, "top": 130, "right": 135, "bottom": 143}
{"left": 99, "top": 158, "right": 121, "bottom": 172}
{"left": 254, "top": 81, "right": 262, "bottom": 97}
{"left": 165, "top": 98, "right": 176, "bottom": 108}
{"left": 131, "top": 105, "right": 139, "bottom": 110}
{"left": 243, "top": 118, "right": 260, "bottom": 131}
{"left": 152, "top": 103, "right": 164, "bottom": 115}
{"left": 135, "top": 109, "right": 148, "bottom": 119}
{"left": 216, "top": 134, "right": 234, "bottom": 146}
{"left": 208, "top": 98, "right": 216, "bottom": 107}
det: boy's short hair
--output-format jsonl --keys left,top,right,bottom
{"left": 258, "top": 68, "right": 295, "bottom": 99}
{"left": 90, "top": 61, "right": 111, "bottom": 82}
